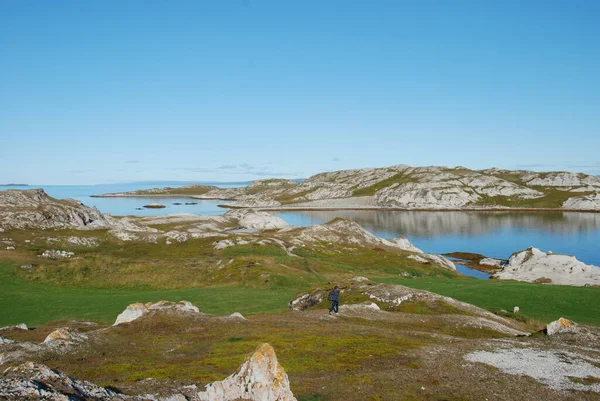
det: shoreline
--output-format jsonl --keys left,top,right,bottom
{"left": 218, "top": 204, "right": 600, "bottom": 213}
{"left": 90, "top": 194, "right": 600, "bottom": 213}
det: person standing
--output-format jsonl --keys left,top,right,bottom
{"left": 328, "top": 286, "right": 340, "bottom": 314}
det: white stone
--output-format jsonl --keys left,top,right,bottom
{"left": 546, "top": 317, "right": 577, "bottom": 336}
{"left": 513, "top": 306, "right": 520, "bottom": 314}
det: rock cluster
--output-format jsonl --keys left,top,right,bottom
{"left": 0, "top": 362, "right": 130, "bottom": 400}
{"left": 39, "top": 249, "right": 75, "bottom": 259}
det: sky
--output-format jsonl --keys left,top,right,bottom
{"left": 1, "top": 1, "right": 599, "bottom": 185}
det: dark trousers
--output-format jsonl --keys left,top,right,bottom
{"left": 329, "top": 300, "right": 339, "bottom": 313}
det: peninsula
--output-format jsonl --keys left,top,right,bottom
{"left": 94, "top": 164, "right": 600, "bottom": 211}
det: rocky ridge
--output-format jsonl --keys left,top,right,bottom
{"left": 289, "top": 277, "right": 527, "bottom": 336}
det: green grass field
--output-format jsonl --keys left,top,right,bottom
{"left": 0, "top": 260, "right": 295, "bottom": 326}
{"left": 375, "top": 276, "right": 600, "bottom": 326}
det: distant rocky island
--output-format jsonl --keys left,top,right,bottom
{"left": 0, "top": 184, "right": 28, "bottom": 187}
{"left": 94, "top": 164, "right": 600, "bottom": 211}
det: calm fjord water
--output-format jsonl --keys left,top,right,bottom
{"left": 275, "top": 210, "right": 600, "bottom": 267}
{"left": 2, "top": 184, "right": 599, "bottom": 267}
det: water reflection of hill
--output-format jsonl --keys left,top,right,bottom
{"left": 277, "top": 211, "right": 600, "bottom": 238}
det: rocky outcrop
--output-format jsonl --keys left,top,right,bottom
{"left": 196, "top": 343, "right": 297, "bottom": 401}
{"left": 492, "top": 247, "right": 600, "bottom": 286}
{"left": 289, "top": 278, "right": 527, "bottom": 336}
{"left": 563, "top": 193, "right": 600, "bottom": 210}
{"left": 0, "top": 189, "right": 109, "bottom": 230}
{"left": 224, "top": 209, "right": 291, "bottom": 230}
{"left": 289, "top": 219, "right": 455, "bottom": 270}
{"left": 114, "top": 301, "right": 200, "bottom": 325}
{"left": 0, "top": 362, "right": 131, "bottom": 400}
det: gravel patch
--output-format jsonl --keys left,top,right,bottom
{"left": 465, "top": 347, "right": 600, "bottom": 392}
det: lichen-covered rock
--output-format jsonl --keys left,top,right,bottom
{"left": 546, "top": 317, "right": 577, "bottom": 336}
{"left": 196, "top": 343, "right": 297, "bottom": 401}
{"left": 43, "top": 328, "right": 88, "bottom": 351}
{"left": 113, "top": 301, "right": 200, "bottom": 325}
{"left": 493, "top": 247, "right": 600, "bottom": 286}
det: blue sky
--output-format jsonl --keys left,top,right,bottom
{"left": 1, "top": 1, "right": 599, "bottom": 184}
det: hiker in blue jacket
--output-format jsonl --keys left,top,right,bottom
{"left": 328, "top": 286, "right": 340, "bottom": 314}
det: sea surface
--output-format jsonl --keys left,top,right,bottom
{"left": 0, "top": 182, "right": 240, "bottom": 217}
{"left": 2, "top": 184, "right": 599, "bottom": 272}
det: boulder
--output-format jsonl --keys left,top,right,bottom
{"left": 114, "top": 301, "right": 200, "bottom": 325}
{"left": 43, "top": 328, "right": 88, "bottom": 350}
{"left": 196, "top": 343, "right": 297, "bottom": 401}
{"left": 546, "top": 317, "right": 577, "bottom": 336}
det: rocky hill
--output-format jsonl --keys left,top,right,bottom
{"left": 95, "top": 165, "right": 600, "bottom": 210}
{"left": 0, "top": 189, "right": 110, "bottom": 230}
